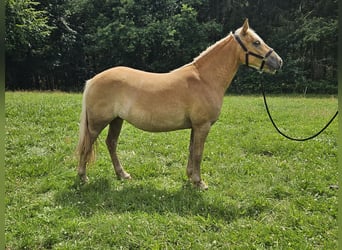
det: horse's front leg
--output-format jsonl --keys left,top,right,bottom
{"left": 186, "top": 129, "right": 194, "bottom": 179}
{"left": 187, "top": 123, "right": 210, "bottom": 190}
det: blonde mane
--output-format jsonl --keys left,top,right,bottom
{"left": 193, "top": 32, "right": 233, "bottom": 63}
{"left": 173, "top": 32, "right": 233, "bottom": 71}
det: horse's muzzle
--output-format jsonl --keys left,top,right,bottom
{"left": 266, "top": 53, "right": 283, "bottom": 72}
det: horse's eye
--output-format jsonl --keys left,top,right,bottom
{"left": 253, "top": 41, "right": 261, "bottom": 47}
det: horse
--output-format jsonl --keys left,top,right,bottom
{"left": 76, "top": 19, "right": 283, "bottom": 189}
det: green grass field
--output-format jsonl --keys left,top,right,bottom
{"left": 5, "top": 92, "right": 338, "bottom": 249}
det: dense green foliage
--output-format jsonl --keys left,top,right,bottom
{"left": 5, "top": 92, "right": 337, "bottom": 248}
{"left": 5, "top": 0, "right": 338, "bottom": 93}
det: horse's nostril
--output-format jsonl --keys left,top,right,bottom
{"left": 279, "top": 59, "right": 283, "bottom": 68}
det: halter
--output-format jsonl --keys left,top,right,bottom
{"left": 233, "top": 30, "right": 274, "bottom": 71}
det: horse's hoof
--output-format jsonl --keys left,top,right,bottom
{"left": 123, "top": 173, "right": 132, "bottom": 180}
{"left": 74, "top": 175, "right": 89, "bottom": 187}
{"left": 79, "top": 175, "right": 89, "bottom": 183}
{"left": 117, "top": 171, "right": 132, "bottom": 180}
{"left": 194, "top": 180, "right": 208, "bottom": 190}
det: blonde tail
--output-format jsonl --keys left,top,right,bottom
{"left": 76, "top": 80, "right": 96, "bottom": 165}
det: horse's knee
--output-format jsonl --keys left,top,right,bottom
{"left": 106, "top": 133, "right": 118, "bottom": 151}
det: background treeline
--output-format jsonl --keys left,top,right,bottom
{"left": 5, "top": 0, "right": 338, "bottom": 94}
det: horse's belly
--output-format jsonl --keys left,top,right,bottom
{"left": 123, "top": 109, "right": 191, "bottom": 132}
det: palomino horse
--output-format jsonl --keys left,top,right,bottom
{"left": 76, "top": 19, "right": 283, "bottom": 189}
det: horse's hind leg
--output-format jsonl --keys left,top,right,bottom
{"left": 106, "top": 118, "right": 131, "bottom": 180}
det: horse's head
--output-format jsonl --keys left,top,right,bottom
{"left": 233, "top": 19, "right": 283, "bottom": 74}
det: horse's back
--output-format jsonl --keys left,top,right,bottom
{"left": 91, "top": 66, "right": 172, "bottom": 87}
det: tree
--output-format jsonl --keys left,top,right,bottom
{"left": 68, "top": 0, "right": 221, "bottom": 73}
{"left": 5, "top": 0, "right": 53, "bottom": 89}
{"left": 5, "top": 0, "right": 338, "bottom": 93}
{"left": 5, "top": 0, "right": 53, "bottom": 57}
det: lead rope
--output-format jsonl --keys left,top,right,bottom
{"left": 261, "top": 84, "right": 338, "bottom": 141}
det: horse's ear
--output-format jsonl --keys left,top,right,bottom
{"left": 242, "top": 18, "right": 249, "bottom": 35}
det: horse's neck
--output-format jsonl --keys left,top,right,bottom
{"left": 193, "top": 34, "right": 240, "bottom": 96}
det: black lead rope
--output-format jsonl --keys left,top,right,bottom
{"left": 233, "top": 30, "right": 338, "bottom": 141}
{"left": 261, "top": 85, "right": 338, "bottom": 141}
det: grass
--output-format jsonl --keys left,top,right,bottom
{"left": 5, "top": 92, "right": 338, "bottom": 249}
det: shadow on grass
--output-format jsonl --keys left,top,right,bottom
{"left": 54, "top": 177, "right": 258, "bottom": 223}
